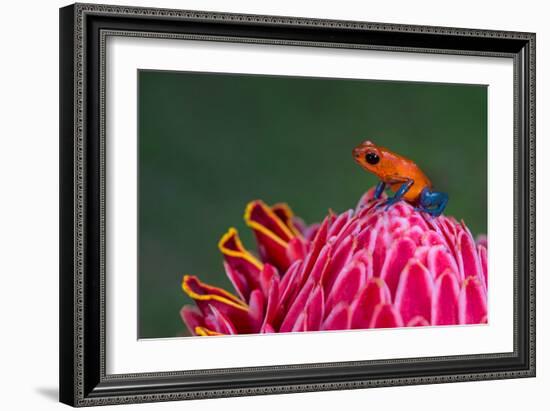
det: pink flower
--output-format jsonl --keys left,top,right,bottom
{"left": 180, "top": 188, "right": 488, "bottom": 336}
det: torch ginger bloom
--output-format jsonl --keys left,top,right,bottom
{"left": 180, "top": 188, "right": 488, "bottom": 336}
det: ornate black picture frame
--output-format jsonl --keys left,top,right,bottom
{"left": 59, "top": 3, "right": 535, "bottom": 407}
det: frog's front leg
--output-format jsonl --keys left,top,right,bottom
{"left": 378, "top": 179, "right": 414, "bottom": 211}
{"left": 416, "top": 188, "right": 448, "bottom": 217}
{"left": 374, "top": 181, "right": 386, "bottom": 200}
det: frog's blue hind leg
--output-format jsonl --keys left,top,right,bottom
{"left": 416, "top": 188, "right": 448, "bottom": 217}
{"left": 374, "top": 181, "right": 386, "bottom": 199}
{"left": 378, "top": 179, "right": 414, "bottom": 211}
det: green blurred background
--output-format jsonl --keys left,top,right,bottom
{"left": 138, "top": 70, "right": 487, "bottom": 338}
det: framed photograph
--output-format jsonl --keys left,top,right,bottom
{"left": 59, "top": 3, "right": 535, "bottom": 407}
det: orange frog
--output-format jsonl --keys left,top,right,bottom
{"left": 352, "top": 140, "right": 448, "bottom": 217}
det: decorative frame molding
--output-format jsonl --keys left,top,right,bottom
{"left": 60, "top": 3, "right": 535, "bottom": 407}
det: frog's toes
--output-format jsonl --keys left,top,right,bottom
{"left": 377, "top": 198, "right": 401, "bottom": 211}
{"left": 415, "top": 207, "right": 440, "bottom": 218}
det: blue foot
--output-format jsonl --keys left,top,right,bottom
{"left": 417, "top": 188, "right": 448, "bottom": 217}
{"left": 414, "top": 206, "right": 439, "bottom": 217}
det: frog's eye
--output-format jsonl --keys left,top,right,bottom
{"left": 365, "top": 152, "right": 380, "bottom": 165}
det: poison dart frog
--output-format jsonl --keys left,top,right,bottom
{"left": 352, "top": 140, "right": 448, "bottom": 217}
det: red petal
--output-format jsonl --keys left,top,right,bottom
{"left": 182, "top": 275, "right": 247, "bottom": 310}
{"left": 478, "top": 245, "right": 488, "bottom": 289}
{"left": 390, "top": 202, "right": 413, "bottom": 217}
{"left": 297, "top": 217, "right": 330, "bottom": 288}
{"left": 333, "top": 219, "right": 361, "bottom": 246}
{"left": 248, "top": 290, "right": 265, "bottom": 332}
{"left": 439, "top": 218, "right": 458, "bottom": 248}
{"left": 389, "top": 216, "right": 409, "bottom": 233}
{"left": 321, "top": 302, "right": 350, "bottom": 331}
{"left": 180, "top": 305, "right": 204, "bottom": 336}
{"left": 351, "top": 249, "right": 374, "bottom": 281}
{"left": 278, "top": 260, "right": 303, "bottom": 312}
{"left": 259, "top": 263, "right": 279, "bottom": 298}
{"left": 245, "top": 200, "right": 296, "bottom": 271}
{"left": 279, "top": 281, "right": 315, "bottom": 332}
{"left": 414, "top": 245, "right": 429, "bottom": 267}
{"left": 309, "top": 243, "right": 333, "bottom": 284}
{"left": 350, "top": 278, "right": 391, "bottom": 329}
{"left": 323, "top": 235, "right": 354, "bottom": 291}
{"left": 208, "top": 305, "right": 237, "bottom": 334}
{"left": 356, "top": 187, "right": 387, "bottom": 212}
{"left": 182, "top": 275, "right": 253, "bottom": 332}
{"left": 222, "top": 261, "right": 250, "bottom": 302}
{"left": 394, "top": 260, "right": 433, "bottom": 325}
{"left": 431, "top": 270, "right": 460, "bottom": 325}
{"left": 357, "top": 200, "right": 382, "bottom": 219}
{"left": 251, "top": 233, "right": 291, "bottom": 272}
{"left": 281, "top": 245, "right": 331, "bottom": 324}
{"left": 407, "top": 316, "right": 430, "bottom": 327}
{"left": 405, "top": 225, "right": 425, "bottom": 245}
{"left": 262, "top": 275, "right": 280, "bottom": 330}
{"left": 457, "top": 231, "right": 483, "bottom": 283}
{"left": 476, "top": 234, "right": 488, "bottom": 249}
{"left": 380, "top": 237, "right": 417, "bottom": 298}
{"left": 369, "top": 304, "right": 404, "bottom": 328}
{"left": 369, "top": 221, "right": 389, "bottom": 277}
{"left": 427, "top": 245, "right": 459, "bottom": 280}
{"left": 290, "top": 312, "right": 306, "bottom": 332}
{"left": 459, "top": 276, "right": 488, "bottom": 324}
{"left": 287, "top": 237, "right": 307, "bottom": 262}
{"left": 271, "top": 203, "right": 304, "bottom": 238}
{"left": 303, "top": 222, "right": 321, "bottom": 242}
{"left": 366, "top": 212, "right": 384, "bottom": 229}
{"left": 304, "top": 285, "right": 325, "bottom": 331}
{"left": 326, "top": 261, "right": 366, "bottom": 313}
{"left": 408, "top": 214, "right": 429, "bottom": 231}
{"left": 356, "top": 222, "right": 375, "bottom": 249}
{"left": 328, "top": 210, "right": 353, "bottom": 238}
{"left": 422, "top": 231, "right": 446, "bottom": 247}
{"left": 219, "top": 228, "right": 263, "bottom": 301}
{"left": 246, "top": 200, "right": 295, "bottom": 242}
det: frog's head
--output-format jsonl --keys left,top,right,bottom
{"left": 352, "top": 140, "right": 384, "bottom": 175}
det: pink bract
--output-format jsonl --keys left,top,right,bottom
{"left": 180, "top": 188, "right": 488, "bottom": 336}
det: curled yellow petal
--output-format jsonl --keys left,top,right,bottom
{"left": 218, "top": 227, "right": 263, "bottom": 270}
{"left": 182, "top": 275, "right": 248, "bottom": 311}
{"left": 271, "top": 202, "right": 304, "bottom": 239}
{"left": 195, "top": 326, "right": 224, "bottom": 336}
{"left": 244, "top": 200, "right": 294, "bottom": 247}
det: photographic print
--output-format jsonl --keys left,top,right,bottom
{"left": 138, "top": 71, "right": 488, "bottom": 339}
{"left": 60, "top": 4, "right": 535, "bottom": 405}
